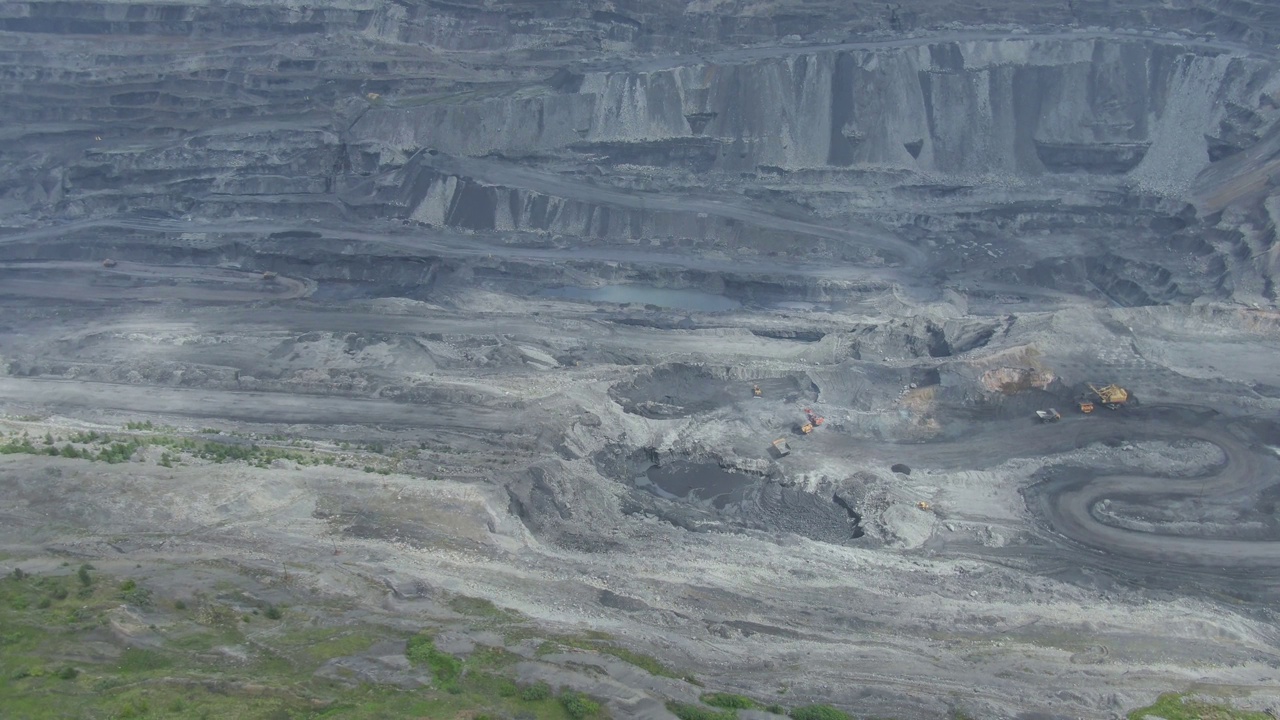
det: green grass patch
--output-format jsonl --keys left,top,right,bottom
{"left": 300, "top": 631, "right": 378, "bottom": 665}
{"left": 468, "top": 644, "right": 518, "bottom": 670}
{"left": 168, "top": 630, "right": 232, "bottom": 653}
{"left": 534, "top": 632, "right": 684, "bottom": 679}
{"left": 448, "top": 594, "right": 523, "bottom": 622}
{"left": 667, "top": 701, "right": 737, "bottom": 720}
{"left": 1126, "top": 693, "right": 1272, "bottom": 720}
{"left": 466, "top": 670, "right": 519, "bottom": 698}
{"left": 790, "top": 705, "right": 853, "bottom": 720}
{"left": 0, "top": 567, "right": 608, "bottom": 720}
{"left": 702, "top": 692, "right": 760, "bottom": 710}
{"left": 116, "top": 647, "right": 171, "bottom": 673}
{"left": 265, "top": 624, "right": 381, "bottom": 668}
{"left": 597, "top": 645, "right": 680, "bottom": 678}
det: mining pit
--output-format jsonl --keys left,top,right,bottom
{"left": 4, "top": 1, "right": 1280, "bottom": 718}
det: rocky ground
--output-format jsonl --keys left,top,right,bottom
{"left": 3, "top": 1, "right": 1280, "bottom": 719}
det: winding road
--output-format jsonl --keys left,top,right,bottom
{"left": 1025, "top": 407, "right": 1280, "bottom": 569}
{"left": 896, "top": 405, "right": 1280, "bottom": 580}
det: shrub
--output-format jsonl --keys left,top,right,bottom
{"left": 56, "top": 666, "right": 78, "bottom": 680}
{"left": 702, "top": 693, "right": 758, "bottom": 710}
{"left": 96, "top": 441, "right": 141, "bottom": 464}
{"left": 404, "top": 633, "right": 434, "bottom": 664}
{"left": 790, "top": 705, "right": 852, "bottom": 720}
{"left": 404, "top": 633, "right": 461, "bottom": 682}
{"left": 767, "top": 705, "right": 787, "bottom": 715}
{"left": 520, "top": 681, "right": 552, "bottom": 701}
{"left": 76, "top": 565, "right": 92, "bottom": 587}
{"left": 560, "top": 690, "right": 602, "bottom": 719}
{"left": 264, "top": 605, "right": 283, "bottom": 620}
{"left": 119, "top": 582, "right": 153, "bottom": 609}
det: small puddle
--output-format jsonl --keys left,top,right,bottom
{"left": 539, "top": 285, "right": 740, "bottom": 312}
{"left": 641, "top": 461, "right": 755, "bottom": 508}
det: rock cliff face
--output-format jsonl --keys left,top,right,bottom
{"left": 9, "top": 0, "right": 1275, "bottom": 50}
{"left": 356, "top": 37, "right": 1277, "bottom": 184}
{"left": 3, "top": 0, "right": 1280, "bottom": 307}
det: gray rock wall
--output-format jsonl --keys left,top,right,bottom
{"left": 354, "top": 38, "right": 1276, "bottom": 187}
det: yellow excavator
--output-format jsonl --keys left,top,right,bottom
{"left": 1078, "top": 383, "right": 1133, "bottom": 413}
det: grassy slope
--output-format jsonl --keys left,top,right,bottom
{"left": 1126, "top": 693, "right": 1273, "bottom": 720}
{"left": 0, "top": 568, "right": 603, "bottom": 720}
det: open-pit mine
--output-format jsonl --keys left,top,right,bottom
{"left": 4, "top": 1, "right": 1280, "bottom": 719}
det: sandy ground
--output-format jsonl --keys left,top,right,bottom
{"left": 3, "top": 289, "right": 1280, "bottom": 719}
